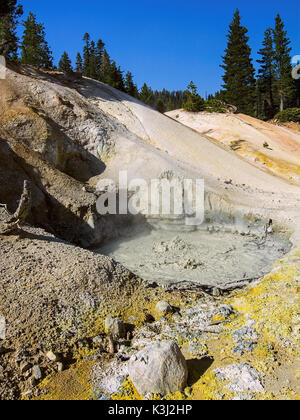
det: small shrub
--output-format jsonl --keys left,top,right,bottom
{"left": 203, "top": 99, "right": 228, "bottom": 113}
{"left": 263, "top": 142, "right": 269, "bottom": 148}
{"left": 274, "top": 108, "right": 300, "bottom": 123}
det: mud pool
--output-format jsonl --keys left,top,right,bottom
{"left": 99, "top": 227, "right": 291, "bottom": 288}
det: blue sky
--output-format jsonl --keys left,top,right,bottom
{"left": 18, "top": 0, "right": 300, "bottom": 96}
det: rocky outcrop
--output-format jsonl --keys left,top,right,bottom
{"left": 128, "top": 341, "right": 188, "bottom": 396}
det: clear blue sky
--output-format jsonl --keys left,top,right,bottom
{"left": 18, "top": 0, "right": 300, "bottom": 96}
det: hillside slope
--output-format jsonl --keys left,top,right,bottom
{"left": 0, "top": 66, "right": 299, "bottom": 400}
{"left": 166, "top": 109, "right": 300, "bottom": 185}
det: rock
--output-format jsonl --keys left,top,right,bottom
{"left": 105, "top": 317, "right": 126, "bottom": 338}
{"left": 215, "top": 363, "right": 264, "bottom": 393}
{"left": 32, "top": 365, "right": 42, "bottom": 381}
{"left": 46, "top": 351, "right": 58, "bottom": 362}
{"left": 0, "top": 316, "right": 6, "bottom": 340}
{"left": 128, "top": 341, "right": 188, "bottom": 396}
{"left": 57, "top": 362, "right": 64, "bottom": 372}
{"left": 155, "top": 301, "right": 173, "bottom": 316}
{"left": 127, "top": 315, "right": 139, "bottom": 324}
{"left": 93, "top": 336, "right": 104, "bottom": 346}
{"left": 188, "top": 342, "right": 208, "bottom": 357}
{"left": 212, "top": 287, "right": 221, "bottom": 297}
{"left": 212, "top": 305, "right": 234, "bottom": 318}
{"left": 20, "top": 361, "right": 32, "bottom": 374}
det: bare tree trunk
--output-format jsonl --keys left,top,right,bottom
{"left": 0, "top": 180, "right": 32, "bottom": 235}
{"left": 280, "top": 92, "right": 284, "bottom": 112}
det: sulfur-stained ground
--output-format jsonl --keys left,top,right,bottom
{"left": 35, "top": 247, "right": 299, "bottom": 401}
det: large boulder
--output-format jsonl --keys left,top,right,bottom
{"left": 128, "top": 341, "right": 188, "bottom": 396}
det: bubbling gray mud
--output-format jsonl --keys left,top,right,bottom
{"left": 99, "top": 227, "right": 291, "bottom": 288}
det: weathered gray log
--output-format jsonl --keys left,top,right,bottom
{"left": 0, "top": 180, "right": 32, "bottom": 235}
{"left": 167, "top": 276, "right": 259, "bottom": 294}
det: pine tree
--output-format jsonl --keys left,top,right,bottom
{"left": 95, "top": 39, "right": 105, "bottom": 80}
{"left": 109, "top": 61, "right": 125, "bottom": 91}
{"left": 257, "top": 28, "right": 276, "bottom": 119}
{"left": 21, "top": 12, "right": 53, "bottom": 68}
{"left": 182, "top": 81, "right": 204, "bottom": 112}
{"left": 59, "top": 51, "right": 73, "bottom": 73}
{"left": 166, "top": 97, "right": 174, "bottom": 111}
{"left": 101, "top": 49, "right": 112, "bottom": 84}
{"left": 140, "top": 83, "right": 155, "bottom": 106}
{"left": 88, "top": 40, "right": 98, "bottom": 79}
{"left": 273, "top": 14, "right": 294, "bottom": 111}
{"left": 125, "top": 71, "right": 138, "bottom": 97}
{"left": 156, "top": 97, "right": 166, "bottom": 113}
{"left": 82, "top": 32, "right": 91, "bottom": 77}
{"left": 295, "top": 78, "right": 300, "bottom": 107}
{"left": 75, "top": 52, "right": 83, "bottom": 73}
{"left": 221, "top": 9, "right": 256, "bottom": 115}
{"left": 0, "top": 0, "right": 10, "bottom": 17}
{"left": 0, "top": 0, "right": 23, "bottom": 59}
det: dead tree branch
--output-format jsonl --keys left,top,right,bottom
{"left": 0, "top": 180, "right": 32, "bottom": 235}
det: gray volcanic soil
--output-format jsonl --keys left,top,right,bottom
{"left": 99, "top": 227, "right": 291, "bottom": 287}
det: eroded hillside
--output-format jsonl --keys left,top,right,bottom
{"left": 166, "top": 109, "right": 300, "bottom": 185}
{"left": 0, "top": 66, "right": 299, "bottom": 400}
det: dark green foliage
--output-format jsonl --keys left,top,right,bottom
{"left": 273, "top": 14, "right": 295, "bottom": 111}
{"left": 88, "top": 40, "right": 98, "bottom": 79}
{"left": 80, "top": 33, "right": 126, "bottom": 92}
{"left": 274, "top": 108, "right": 300, "bottom": 123}
{"left": 75, "top": 52, "right": 83, "bottom": 73}
{"left": 156, "top": 97, "right": 166, "bottom": 113}
{"left": 183, "top": 81, "right": 204, "bottom": 112}
{"left": 82, "top": 33, "right": 100, "bottom": 78}
{"left": 125, "top": 71, "right": 138, "bottom": 98}
{"left": 0, "top": 0, "right": 23, "bottom": 59}
{"left": 109, "top": 61, "right": 125, "bottom": 91}
{"left": 139, "top": 86, "right": 184, "bottom": 111}
{"left": 59, "top": 51, "right": 73, "bottom": 73}
{"left": 82, "top": 32, "right": 91, "bottom": 77}
{"left": 77, "top": 33, "right": 184, "bottom": 110}
{"left": 203, "top": 99, "right": 229, "bottom": 113}
{"left": 20, "top": 12, "right": 53, "bottom": 68}
{"left": 95, "top": 39, "right": 105, "bottom": 79}
{"left": 0, "top": 1, "right": 11, "bottom": 17}
{"left": 139, "top": 83, "right": 154, "bottom": 106}
{"left": 221, "top": 9, "right": 256, "bottom": 115}
{"left": 257, "top": 28, "right": 276, "bottom": 119}
{"left": 294, "top": 77, "right": 300, "bottom": 108}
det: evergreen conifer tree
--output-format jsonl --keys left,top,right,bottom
{"left": 109, "top": 61, "right": 125, "bottom": 91}
{"left": 20, "top": 12, "right": 53, "bottom": 68}
{"left": 100, "top": 49, "right": 111, "bottom": 84}
{"left": 182, "top": 81, "right": 204, "bottom": 112}
{"left": 257, "top": 28, "right": 276, "bottom": 119}
{"left": 139, "top": 83, "right": 155, "bottom": 106}
{"left": 221, "top": 9, "right": 256, "bottom": 115}
{"left": 59, "top": 51, "right": 72, "bottom": 73}
{"left": 0, "top": 0, "right": 23, "bottom": 59}
{"left": 88, "top": 40, "right": 98, "bottom": 79}
{"left": 125, "top": 71, "right": 138, "bottom": 97}
{"left": 75, "top": 52, "right": 83, "bottom": 73}
{"left": 156, "top": 97, "right": 166, "bottom": 113}
{"left": 82, "top": 32, "right": 91, "bottom": 77}
{"left": 95, "top": 39, "right": 105, "bottom": 80}
{"left": 273, "top": 14, "right": 294, "bottom": 111}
